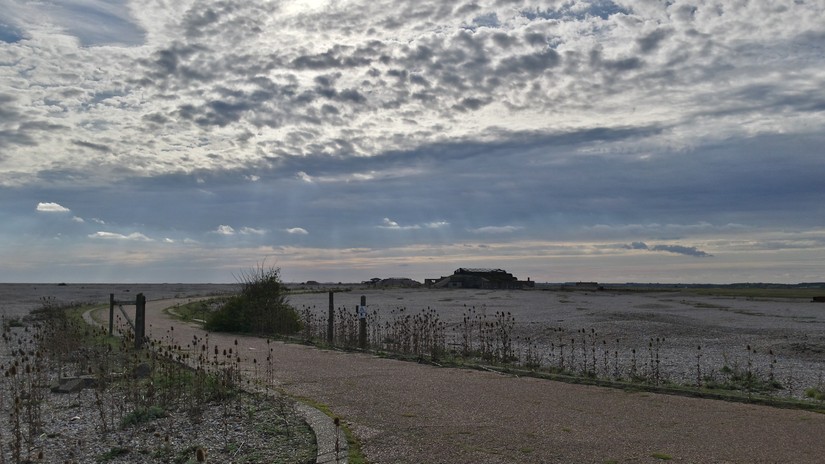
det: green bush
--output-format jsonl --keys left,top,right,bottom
{"left": 205, "top": 265, "right": 301, "bottom": 335}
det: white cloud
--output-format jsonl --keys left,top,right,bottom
{"left": 215, "top": 225, "right": 235, "bottom": 235}
{"left": 286, "top": 227, "right": 309, "bottom": 235}
{"left": 72, "top": 216, "right": 85, "bottom": 223}
{"left": 240, "top": 227, "right": 266, "bottom": 235}
{"left": 381, "top": 218, "right": 401, "bottom": 229}
{"left": 470, "top": 225, "right": 522, "bottom": 234}
{"left": 379, "top": 218, "right": 450, "bottom": 230}
{"left": 88, "top": 231, "right": 153, "bottom": 241}
{"left": 36, "top": 202, "right": 70, "bottom": 213}
{"left": 378, "top": 218, "right": 419, "bottom": 230}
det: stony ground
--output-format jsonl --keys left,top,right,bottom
{"left": 291, "top": 288, "right": 825, "bottom": 398}
{"left": 0, "top": 323, "right": 316, "bottom": 464}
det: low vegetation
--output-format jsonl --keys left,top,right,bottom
{"left": 204, "top": 264, "right": 301, "bottom": 336}
{"left": 0, "top": 298, "right": 316, "bottom": 463}
{"left": 283, "top": 296, "right": 825, "bottom": 411}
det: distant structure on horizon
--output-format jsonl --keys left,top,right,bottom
{"left": 362, "top": 277, "right": 422, "bottom": 288}
{"left": 425, "top": 268, "right": 534, "bottom": 289}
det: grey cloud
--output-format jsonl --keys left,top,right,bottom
{"left": 491, "top": 32, "right": 519, "bottom": 48}
{"left": 142, "top": 112, "right": 170, "bottom": 125}
{"left": 0, "top": 112, "right": 67, "bottom": 150}
{"left": 72, "top": 140, "right": 110, "bottom": 153}
{"left": 181, "top": 1, "right": 275, "bottom": 44}
{"left": 453, "top": 97, "right": 490, "bottom": 112}
{"left": 624, "top": 242, "right": 712, "bottom": 257}
{"left": 137, "top": 42, "right": 214, "bottom": 86}
{"left": 590, "top": 48, "right": 644, "bottom": 72}
{"left": 637, "top": 28, "right": 672, "bottom": 53}
{"left": 291, "top": 49, "right": 373, "bottom": 70}
{"left": 498, "top": 48, "right": 560, "bottom": 75}
{"left": 651, "top": 245, "right": 712, "bottom": 258}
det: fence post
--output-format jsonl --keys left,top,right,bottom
{"left": 358, "top": 295, "right": 367, "bottom": 349}
{"left": 134, "top": 293, "right": 146, "bottom": 349}
{"left": 327, "top": 291, "right": 334, "bottom": 344}
{"left": 109, "top": 293, "right": 115, "bottom": 336}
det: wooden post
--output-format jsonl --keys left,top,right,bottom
{"left": 134, "top": 293, "right": 146, "bottom": 349}
{"left": 358, "top": 295, "right": 367, "bottom": 349}
{"left": 108, "top": 293, "right": 115, "bottom": 336}
{"left": 327, "top": 291, "right": 334, "bottom": 344}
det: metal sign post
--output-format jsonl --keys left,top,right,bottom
{"left": 358, "top": 295, "right": 367, "bottom": 349}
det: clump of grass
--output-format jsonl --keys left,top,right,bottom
{"left": 804, "top": 387, "right": 824, "bottom": 401}
{"left": 96, "top": 446, "right": 130, "bottom": 462}
{"left": 120, "top": 405, "right": 166, "bottom": 428}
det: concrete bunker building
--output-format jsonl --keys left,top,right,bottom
{"left": 425, "top": 268, "right": 534, "bottom": 289}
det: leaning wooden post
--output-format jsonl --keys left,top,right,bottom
{"left": 327, "top": 291, "right": 334, "bottom": 344}
{"left": 358, "top": 295, "right": 367, "bottom": 349}
{"left": 134, "top": 293, "right": 146, "bottom": 349}
{"left": 108, "top": 293, "right": 115, "bottom": 336}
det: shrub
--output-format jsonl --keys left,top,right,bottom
{"left": 205, "top": 264, "right": 301, "bottom": 335}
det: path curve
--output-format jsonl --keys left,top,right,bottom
{"left": 98, "top": 299, "right": 825, "bottom": 463}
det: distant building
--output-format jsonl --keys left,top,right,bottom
{"left": 575, "top": 281, "right": 600, "bottom": 290}
{"left": 362, "top": 277, "right": 422, "bottom": 288}
{"left": 425, "top": 268, "right": 534, "bottom": 289}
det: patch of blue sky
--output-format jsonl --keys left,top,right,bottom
{"left": 521, "top": 1, "right": 630, "bottom": 22}
{"left": 472, "top": 12, "right": 500, "bottom": 29}
{"left": 0, "top": 20, "right": 25, "bottom": 43}
{"left": 46, "top": 1, "right": 146, "bottom": 47}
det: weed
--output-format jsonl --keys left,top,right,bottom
{"left": 96, "top": 446, "right": 130, "bottom": 462}
{"left": 804, "top": 387, "right": 824, "bottom": 401}
{"left": 121, "top": 405, "right": 166, "bottom": 428}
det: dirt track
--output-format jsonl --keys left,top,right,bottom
{"left": 96, "top": 298, "right": 825, "bottom": 464}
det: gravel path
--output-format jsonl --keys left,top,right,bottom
{"left": 115, "top": 299, "right": 825, "bottom": 463}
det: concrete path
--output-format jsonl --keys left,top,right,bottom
{"left": 100, "top": 299, "right": 825, "bottom": 463}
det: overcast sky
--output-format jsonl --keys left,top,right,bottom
{"left": 1, "top": 0, "right": 824, "bottom": 284}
